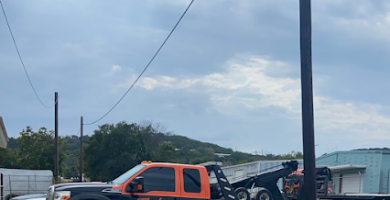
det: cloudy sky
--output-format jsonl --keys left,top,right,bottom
{"left": 1, "top": 0, "right": 390, "bottom": 156}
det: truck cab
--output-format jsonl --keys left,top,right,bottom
{"left": 118, "top": 162, "right": 211, "bottom": 200}
{"left": 47, "top": 162, "right": 235, "bottom": 200}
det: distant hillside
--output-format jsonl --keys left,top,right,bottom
{"left": 59, "top": 132, "right": 302, "bottom": 168}
{"left": 159, "top": 134, "right": 233, "bottom": 164}
{"left": 160, "top": 134, "right": 302, "bottom": 166}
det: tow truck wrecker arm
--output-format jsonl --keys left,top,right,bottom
{"left": 205, "top": 165, "right": 239, "bottom": 200}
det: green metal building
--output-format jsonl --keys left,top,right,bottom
{"left": 316, "top": 149, "right": 390, "bottom": 194}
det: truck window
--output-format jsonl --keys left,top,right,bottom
{"left": 140, "top": 167, "right": 175, "bottom": 192}
{"left": 112, "top": 164, "right": 146, "bottom": 185}
{"left": 183, "top": 168, "right": 201, "bottom": 193}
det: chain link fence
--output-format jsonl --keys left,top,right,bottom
{"left": 1, "top": 173, "right": 53, "bottom": 200}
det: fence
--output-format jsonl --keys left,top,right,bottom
{"left": 0, "top": 173, "right": 53, "bottom": 200}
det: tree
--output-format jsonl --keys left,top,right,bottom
{"left": 294, "top": 151, "right": 303, "bottom": 159}
{"left": 7, "top": 138, "right": 19, "bottom": 149}
{"left": 16, "top": 126, "right": 67, "bottom": 174}
{"left": 0, "top": 147, "right": 17, "bottom": 168}
{"left": 84, "top": 121, "right": 168, "bottom": 182}
{"left": 189, "top": 147, "right": 215, "bottom": 164}
{"left": 282, "top": 151, "right": 303, "bottom": 159}
{"left": 155, "top": 141, "right": 177, "bottom": 162}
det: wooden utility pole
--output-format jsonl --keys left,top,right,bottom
{"left": 79, "top": 116, "right": 83, "bottom": 182}
{"left": 299, "top": 0, "right": 316, "bottom": 199}
{"left": 54, "top": 92, "right": 59, "bottom": 182}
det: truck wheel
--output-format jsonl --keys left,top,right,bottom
{"left": 235, "top": 187, "right": 250, "bottom": 200}
{"left": 255, "top": 190, "right": 273, "bottom": 200}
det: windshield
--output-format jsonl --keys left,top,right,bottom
{"left": 111, "top": 164, "right": 146, "bottom": 185}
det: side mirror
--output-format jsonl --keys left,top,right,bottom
{"left": 126, "top": 176, "right": 144, "bottom": 193}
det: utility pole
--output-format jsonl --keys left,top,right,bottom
{"left": 54, "top": 92, "right": 59, "bottom": 182}
{"left": 299, "top": 0, "right": 316, "bottom": 200}
{"left": 1, "top": 173, "right": 4, "bottom": 200}
{"left": 79, "top": 116, "right": 83, "bottom": 182}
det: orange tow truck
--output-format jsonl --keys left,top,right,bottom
{"left": 46, "top": 161, "right": 299, "bottom": 200}
{"left": 46, "top": 161, "right": 390, "bottom": 200}
{"left": 47, "top": 161, "right": 239, "bottom": 200}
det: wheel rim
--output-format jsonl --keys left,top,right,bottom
{"left": 237, "top": 191, "right": 248, "bottom": 200}
{"left": 259, "top": 192, "right": 270, "bottom": 200}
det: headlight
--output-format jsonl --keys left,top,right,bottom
{"left": 53, "top": 191, "right": 71, "bottom": 200}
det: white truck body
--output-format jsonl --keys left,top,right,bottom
{"left": 0, "top": 168, "right": 53, "bottom": 200}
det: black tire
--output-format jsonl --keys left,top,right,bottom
{"left": 235, "top": 187, "right": 250, "bottom": 200}
{"left": 255, "top": 189, "right": 273, "bottom": 200}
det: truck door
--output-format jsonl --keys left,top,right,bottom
{"left": 180, "top": 167, "right": 208, "bottom": 200}
{"left": 121, "top": 166, "right": 180, "bottom": 200}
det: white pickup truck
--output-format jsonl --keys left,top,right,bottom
{"left": 0, "top": 168, "right": 53, "bottom": 200}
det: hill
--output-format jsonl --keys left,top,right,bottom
{"left": 1, "top": 123, "right": 303, "bottom": 180}
{"left": 160, "top": 134, "right": 302, "bottom": 166}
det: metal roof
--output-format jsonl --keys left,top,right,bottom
{"left": 317, "top": 149, "right": 390, "bottom": 159}
{"left": 328, "top": 165, "right": 366, "bottom": 170}
{"left": 0, "top": 116, "right": 9, "bottom": 148}
{"left": 327, "top": 165, "right": 366, "bottom": 172}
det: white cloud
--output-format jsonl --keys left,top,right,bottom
{"left": 133, "top": 56, "right": 301, "bottom": 112}
{"left": 139, "top": 76, "right": 176, "bottom": 90}
{"left": 314, "top": 97, "right": 390, "bottom": 143}
{"left": 112, "top": 65, "right": 122, "bottom": 72}
{"left": 106, "top": 65, "right": 123, "bottom": 77}
{"left": 119, "top": 55, "right": 390, "bottom": 145}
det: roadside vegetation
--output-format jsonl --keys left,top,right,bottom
{"left": 0, "top": 121, "right": 303, "bottom": 182}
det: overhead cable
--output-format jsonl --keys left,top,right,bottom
{"left": 0, "top": 0, "right": 54, "bottom": 108}
{"left": 84, "top": 0, "right": 195, "bottom": 125}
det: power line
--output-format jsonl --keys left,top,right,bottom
{"left": 0, "top": 0, "right": 53, "bottom": 108}
{"left": 84, "top": 0, "right": 195, "bottom": 125}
